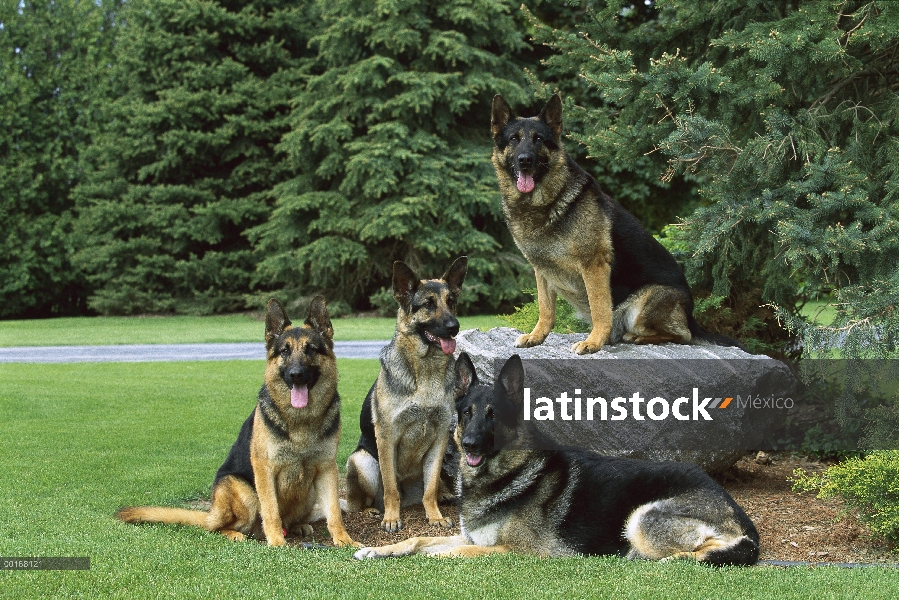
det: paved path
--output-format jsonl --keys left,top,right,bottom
{"left": 0, "top": 341, "right": 389, "bottom": 363}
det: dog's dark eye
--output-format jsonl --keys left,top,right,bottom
{"left": 280, "top": 345, "right": 291, "bottom": 358}
{"left": 509, "top": 134, "right": 519, "bottom": 143}
{"left": 463, "top": 407, "right": 472, "bottom": 419}
{"left": 533, "top": 134, "right": 543, "bottom": 144}
{"left": 422, "top": 298, "right": 435, "bottom": 309}
{"left": 305, "top": 344, "right": 319, "bottom": 356}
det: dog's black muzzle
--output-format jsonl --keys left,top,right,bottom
{"left": 420, "top": 316, "right": 460, "bottom": 354}
{"left": 515, "top": 151, "right": 535, "bottom": 174}
{"left": 282, "top": 363, "right": 318, "bottom": 390}
{"left": 427, "top": 316, "right": 459, "bottom": 340}
{"left": 460, "top": 423, "right": 493, "bottom": 469}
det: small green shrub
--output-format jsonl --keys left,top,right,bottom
{"left": 498, "top": 289, "right": 590, "bottom": 335}
{"left": 792, "top": 451, "right": 899, "bottom": 547}
{"left": 499, "top": 289, "right": 767, "bottom": 347}
{"left": 368, "top": 287, "right": 397, "bottom": 317}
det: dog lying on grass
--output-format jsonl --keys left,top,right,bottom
{"left": 355, "top": 353, "right": 759, "bottom": 563}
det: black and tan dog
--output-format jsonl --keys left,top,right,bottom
{"left": 116, "top": 297, "right": 356, "bottom": 548}
{"left": 344, "top": 257, "right": 467, "bottom": 532}
{"left": 492, "top": 94, "right": 737, "bottom": 354}
{"left": 355, "top": 354, "right": 759, "bottom": 563}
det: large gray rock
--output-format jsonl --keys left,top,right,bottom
{"left": 455, "top": 327, "right": 795, "bottom": 473}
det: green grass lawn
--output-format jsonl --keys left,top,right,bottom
{"left": 0, "top": 314, "right": 507, "bottom": 346}
{"left": 2, "top": 359, "right": 898, "bottom": 599}
{"left": 803, "top": 300, "right": 838, "bottom": 326}
{"left": 0, "top": 302, "right": 834, "bottom": 347}
{"left": 0, "top": 299, "right": 838, "bottom": 347}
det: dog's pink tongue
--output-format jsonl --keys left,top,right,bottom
{"left": 466, "top": 454, "right": 483, "bottom": 467}
{"left": 517, "top": 172, "right": 535, "bottom": 193}
{"left": 439, "top": 337, "right": 456, "bottom": 355}
{"left": 290, "top": 385, "right": 308, "bottom": 409}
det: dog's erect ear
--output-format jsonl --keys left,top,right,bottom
{"left": 392, "top": 261, "right": 421, "bottom": 309}
{"left": 265, "top": 298, "right": 291, "bottom": 349}
{"left": 442, "top": 255, "right": 468, "bottom": 298}
{"left": 304, "top": 295, "right": 334, "bottom": 341}
{"left": 454, "top": 352, "right": 479, "bottom": 404}
{"left": 497, "top": 354, "right": 525, "bottom": 405}
{"left": 538, "top": 94, "right": 563, "bottom": 142}
{"left": 495, "top": 354, "right": 525, "bottom": 429}
{"left": 491, "top": 95, "right": 513, "bottom": 140}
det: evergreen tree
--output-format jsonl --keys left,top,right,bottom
{"left": 531, "top": 0, "right": 899, "bottom": 357}
{"left": 526, "top": 1, "right": 694, "bottom": 233}
{"left": 72, "top": 0, "right": 316, "bottom": 315}
{"left": 0, "top": 0, "right": 120, "bottom": 318}
{"left": 249, "top": 0, "right": 534, "bottom": 315}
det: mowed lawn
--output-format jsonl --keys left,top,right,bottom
{"left": 0, "top": 314, "right": 507, "bottom": 346}
{"left": 0, "top": 300, "right": 835, "bottom": 347}
{"left": 2, "top": 357, "right": 898, "bottom": 599}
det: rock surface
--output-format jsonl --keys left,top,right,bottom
{"left": 455, "top": 327, "right": 796, "bottom": 473}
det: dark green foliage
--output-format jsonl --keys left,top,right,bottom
{"left": 530, "top": 1, "right": 899, "bottom": 357}
{"left": 526, "top": 1, "right": 700, "bottom": 234}
{"left": 249, "top": 0, "right": 535, "bottom": 315}
{"left": 72, "top": 0, "right": 317, "bottom": 315}
{"left": 5, "top": 0, "right": 899, "bottom": 341}
{"left": 0, "top": 0, "right": 120, "bottom": 317}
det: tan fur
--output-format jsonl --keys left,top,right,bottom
{"left": 345, "top": 258, "right": 467, "bottom": 532}
{"left": 354, "top": 535, "right": 511, "bottom": 559}
{"left": 356, "top": 355, "right": 758, "bottom": 563}
{"left": 492, "top": 94, "right": 694, "bottom": 354}
{"left": 370, "top": 327, "right": 456, "bottom": 532}
{"left": 114, "top": 506, "right": 210, "bottom": 530}
{"left": 614, "top": 284, "right": 693, "bottom": 345}
{"left": 623, "top": 492, "right": 751, "bottom": 561}
{"left": 116, "top": 298, "right": 357, "bottom": 548}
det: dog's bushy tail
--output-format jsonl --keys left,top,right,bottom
{"left": 700, "top": 535, "right": 760, "bottom": 566}
{"left": 688, "top": 317, "right": 743, "bottom": 349}
{"left": 115, "top": 506, "right": 209, "bottom": 529}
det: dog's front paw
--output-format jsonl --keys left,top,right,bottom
{"left": 438, "top": 491, "right": 456, "bottom": 504}
{"left": 221, "top": 530, "right": 246, "bottom": 542}
{"left": 429, "top": 517, "right": 454, "bottom": 528}
{"left": 333, "top": 534, "right": 362, "bottom": 548}
{"left": 290, "top": 523, "right": 314, "bottom": 537}
{"left": 571, "top": 339, "right": 603, "bottom": 355}
{"left": 354, "top": 546, "right": 389, "bottom": 560}
{"left": 515, "top": 332, "right": 547, "bottom": 348}
{"left": 660, "top": 552, "right": 696, "bottom": 563}
{"left": 355, "top": 542, "right": 414, "bottom": 559}
{"left": 380, "top": 518, "right": 403, "bottom": 533}
{"left": 263, "top": 522, "right": 288, "bottom": 546}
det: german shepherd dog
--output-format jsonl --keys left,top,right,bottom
{"left": 355, "top": 354, "right": 759, "bottom": 563}
{"left": 492, "top": 94, "right": 737, "bottom": 354}
{"left": 344, "top": 257, "right": 468, "bottom": 533}
{"left": 116, "top": 298, "right": 357, "bottom": 547}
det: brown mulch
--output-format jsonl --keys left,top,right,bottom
{"left": 713, "top": 453, "right": 894, "bottom": 564}
{"left": 287, "top": 455, "right": 895, "bottom": 563}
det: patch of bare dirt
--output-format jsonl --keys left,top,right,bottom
{"left": 284, "top": 455, "right": 895, "bottom": 563}
{"left": 333, "top": 504, "right": 462, "bottom": 549}
{"left": 713, "top": 453, "right": 894, "bottom": 564}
